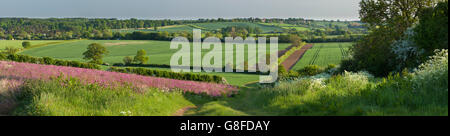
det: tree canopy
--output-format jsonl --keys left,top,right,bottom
{"left": 83, "top": 43, "right": 108, "bottom": 64}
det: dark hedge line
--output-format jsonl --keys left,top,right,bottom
{"left": 0, "top": 54, "right": 101, "bottom": 70}
{"left": 109, "top": 67, "right": 225, "bottom": 84}
{"left": 112, "top": 63, "right": 270, "bottom": 75}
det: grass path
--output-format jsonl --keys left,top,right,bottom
{"left": 172, "top": 106, "right": 198, "bottom": 116}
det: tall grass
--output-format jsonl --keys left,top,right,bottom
{"left": 254, "top": 50, "right": 448, "bottom": 116}
{"left": 10, "top": 78, "right": 198, "bottom": 116}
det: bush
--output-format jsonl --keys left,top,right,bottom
{"left": 0, "top": 53, "right": 6, "bottom": 60}
{"left": 22, "top": 41, "right": 32, "bottom": 49}
{"left": 411, "top": 49, "right": 448, "bottom": 92}
{"left": 297, "top": 65, "right": 324, "bottom": 76}
{"left": 123, "top": 56, "right": 133, "bottom": 65}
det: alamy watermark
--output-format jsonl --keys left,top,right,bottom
{"left": 170, "top": 29, "right": 278, "bottom": 83}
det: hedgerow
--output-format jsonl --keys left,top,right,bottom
{"left": 109, "top": 67, "right": 225, "bottom": 84}
{"left": 4, "top": 54, "right": 100, "bottom": 70}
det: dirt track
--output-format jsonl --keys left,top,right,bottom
{"left": 172, "top": 106, "right": 197, "bottom": 116}
{"left": 281, "top": 44, "right": 314, "bottom": 71}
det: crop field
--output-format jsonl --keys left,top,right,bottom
{"left": 0, "top": 40, "right": 67, "bottom": 50}
{"left": 13, "top": 40, "right": 290, "bottom": 86}
{"left": 260, "top": 23, "right": 311, "bottom": 31}
{"left": 192, "top": 22, "right": 284, "bottom": 33}
{"left": 19, "top": 40, "right": 290, "bottom": 65}
{"left": 291, "top": 42, "right": 352, "bottom": 70}
{"left": 111, "top": 22, "right": 285, "bottom": 33}
{"left": 112, "top": 25, "right": 198, "bottom": 33}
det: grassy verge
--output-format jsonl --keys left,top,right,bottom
{"left": 9, "top": 78, "right": 206, "bottom": 116}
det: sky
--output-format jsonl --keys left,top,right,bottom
{"left": 0, "top": 0, "right": 361, "bottom": 20}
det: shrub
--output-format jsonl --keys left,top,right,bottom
{"left": 123, "top": 56, "right": 133, "bottom": 65}
{"left": 134, "top": 49, "right": 149, "bottom": 64}
{"left": 0, "top": 53, "right": 6, "bottom": 60}
{"left": 297, "top": 65, "right": 324, "bottom": 76}
{"left": 3, "top": 46, "right": 20, "bottom": 55}
{"left": 411, "top": 49, "right": 448, "bottom": 92}
{"left": 22, "top": 41, "right": 31, "bottom": 49}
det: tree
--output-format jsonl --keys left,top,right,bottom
{"left": 0, "top": 31, "right": 4, "bottom": 39}
{"left": 359, "top": 0, "right": 437, "bottom": 35}
{"left": 123, "top": 56, "right": 133, "bottom": 65}
{"left": 347, "top": 0, "right": 439, "bottom": 76}
{"left": 7, "top": 34, "right": 13, "bottom": 40}
{"left": 83, "top": 43, "right": 108, "bottom": 64}
{"left": 413, "top": 1, "right": 448, "bottom": 58}
{"left": 289, "top": 34, "right": 302, "bottom": 46}
{"left": 134, "top": 49, "right": 149, "bottom": 64}
{"left": 22, "top": 41, "right": 32, "bottom": 49}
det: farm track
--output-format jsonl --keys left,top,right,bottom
{"left": 308, "top": 44, "right": 323, "bottom": 65}
{"left": 281, "top": 44, "right": 314, "bottom": 71}
{"left": 172, "top": 106, "right": 197, "bottom": 116}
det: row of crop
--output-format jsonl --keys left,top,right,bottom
{"left": 278, "top": 42, "right": 307, "bottom": 64}
{"left": 0, "top": 54, "right": 101, "bottom": 70}
{"left": 109, "top": 67, "right": 225, "bottom": 84}
{"left": 308, "top": 44, "right": 323, "bottom": 65}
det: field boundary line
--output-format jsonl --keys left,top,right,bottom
{"left": 309, "top": 44, "right": 322, "bottom": 65}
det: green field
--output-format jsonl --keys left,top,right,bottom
{"left": 14, "top": 40, "right": 290, "bottom": 86}
{"left": 260, "top": 23, "right": 311, "bottom": 31}
{"left": 0, "top": 40, "right": 66, "bottom": 50}
{"left": 112, "top": 25, "right": 198, "bottom": 33}
{"left": 292, "top": 42, "right": 353, "bottom": 70}
{"left": 19, "top": 40, "right": 290, "bottom": 65}
{"left": 193, "top": 22, "right": 284, "bottom": 33}
{"left": 113, "top": 22, "right": 285, "bottom": 33}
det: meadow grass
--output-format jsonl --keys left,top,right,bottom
{"left": 292, "top": 42, "right": 353, "bottom": 70}
{"left": 187, "top": 72, "right": 447, "bottom": 116}
{"left": 0, "top": 40, "right": 65, "bottom": 50}
{"left": 187, "top": 50, "right": 448, "bottom": 116}
{"left": 10, "top": 79, "right": 202, "bottom": 116}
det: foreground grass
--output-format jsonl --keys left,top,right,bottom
{"left": 188, "top": 50, "right": 448, "bottom": 116}
{"left": 187, "top": 73, "right": 447, "bottom": 116}
{"left": 9, "top": 79, "right": 205, "bottom": 116}
{"left": 4, "top": 50, "right": 447, "bottom": 116}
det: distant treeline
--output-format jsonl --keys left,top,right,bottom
{"left": 0, "top": 18, "right": 366, "bottom": 42}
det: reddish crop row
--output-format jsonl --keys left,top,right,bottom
{"left": 0, "top": 61, "right": 238, "bottom": 96}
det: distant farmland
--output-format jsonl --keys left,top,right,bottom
{"left": 17, "top": 40, "right": 291, "bottom": 86}
{"left": 292, "top": 42, "right": 352, "bottom": 70}
{"left": 112, "top": 22, "right": 285, "bottom": 33}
